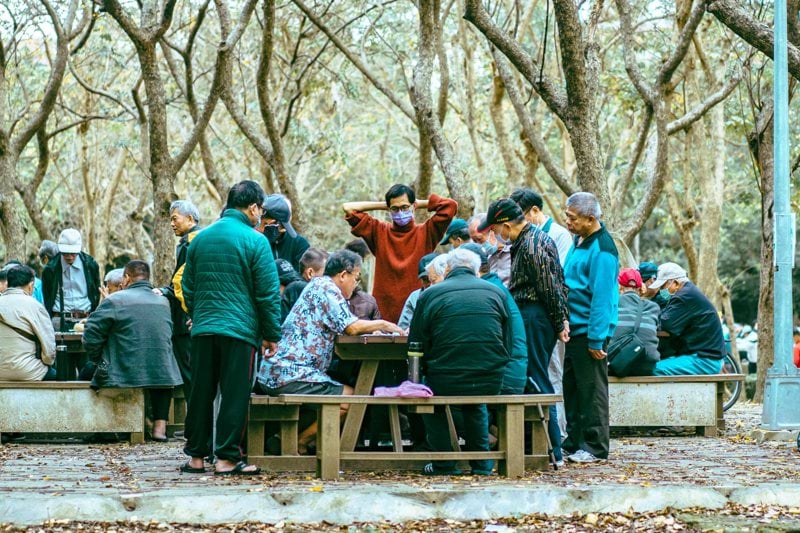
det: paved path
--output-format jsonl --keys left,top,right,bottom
{"left": 1, "top": 402, "right": 798, "bottom": 525}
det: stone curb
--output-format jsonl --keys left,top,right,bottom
{"left": 2, "top": 483, "right": 800, "bottom": 525}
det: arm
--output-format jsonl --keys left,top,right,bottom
{"left": 29, "top": 304, "right": 56, "bottom": 365}
{"left": 423, "top": 194, "right": 458, "bottom": 249}
{"left": 586, "top": 250, "right": 620, "bottom": 350}
{"left": 531, "top": 234, "right": 570, "bottom": 333}
{"left": 252, "top": 239, "right": 282, "bottom": 343}
{"left": 81, "top": 300, "right": 115, "bottom": 363}
{"left": 342, "top": 201, "right": 386, "bottom": 215}
{"left": 344, "top": 319, "right": 404, "bottom": 336}
{"left": 181, "top": 245, "right": 196, "bottom": 315}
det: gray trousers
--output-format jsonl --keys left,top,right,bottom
{"left": 547, "top": 340, "right": 567, "bottom": 440}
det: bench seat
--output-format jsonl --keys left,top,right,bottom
{"left": 0, "top": 381, "right": 145, "bottom": 444}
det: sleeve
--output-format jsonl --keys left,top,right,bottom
{"left": 423, "top": 194, "right": 458, "bottom": 250}
{"left": 172, "top": 264, "right": 188, "bottom": 314}
{"left": 322, "top": 287, "right": 358, "bottom": 334}
{"left": 532, "top": 235, "right": 570, "bottom": 331}
{"left": 658, "top": 294, "right": 692, "bottom": 338}
{"left": 587, "top": 250, "right": 620, "bottom": 349}
{"left": 292, "top": 236, "right": 311, "bottom": 270}
{"left": 408, "top": 291, "right": 431, "bottom": 369}
{"left": 42, "top": 265, "right": 55, "bottom": 313}
{"left": 345, "top": 211, "right": 380, "bottom": 254}
{"left": 181, "top": 244, "right": 196, "bottom": 315}
{"left": 29, "top": 304, "right": 56, "bottom": 365}
{"left": 81, "top": 299, "right": 115, "bottom": 362}
{"left": 552, "top": 227, "right": 574, "bottom": 266}
{"left": 397, "top": 290, "right": 419, "bottom": 330}
{"left": 252, "top": 237, "right": 283, "bottom": 343}
{"left": 33, "top": 279, "right": 44, "bottom": 305}
{"left": 500, "top": 293, "right": 513, "bottom": 361}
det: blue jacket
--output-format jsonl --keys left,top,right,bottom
{"left": 563, "top": 224, "right": 619, "bottom": 350}
{"left": 482, "top": 272, "right": 527, "bottom": 394}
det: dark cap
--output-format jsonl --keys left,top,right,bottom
{"left": 638, "top": 261, "right": 658, "bottom": 281}
{"left": 263, "top": 194, "right": 297, "bottom": 238}
{"left": 478, "top": 199, "right": 524, "bottom": 231}
{"left": 460, "top": 242, "right": 488, "bottom": 267}
{"left": 275, "top": 258, "right": 301, "bottom": 286}
{"left": 510, "top": 188, "right": 543, "bottom": 212}
{"left": 418, "top": 252, "right": 438, "bottom": 279}
{"left": 439, "top": 218, "right": 468, "bottom": 245}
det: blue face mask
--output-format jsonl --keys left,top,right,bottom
{"left": 391, "top": 210, "right": 413, "bottom": 227}
{"left": 658, "top": 289, "right": 671, "bottom": 301}
{"left": 482, "top": 241, "right": 498, "bottom": 256}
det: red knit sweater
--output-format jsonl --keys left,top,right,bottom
{"left": 346, "top": 194, "right": 457, "bottom": 323}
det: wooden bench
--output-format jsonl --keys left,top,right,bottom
{"left": 167, "top": 386, "right": 186, "bottom": 437}
{"left": 0, "top": 381, "right": 145, "bottom": 444}
{"left": 608, "top": 374, "right": 745, "bottom": 436}
{"left": 261, "top": 394, "right": 560, "bottom": 480}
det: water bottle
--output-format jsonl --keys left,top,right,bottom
{"left": 407, "top": 341, "right": 423, "bottom": 383}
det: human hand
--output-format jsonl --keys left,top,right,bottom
{"left": 262, "top": 340, "right": 278, "bottom": 357}
{"left": 588, "top": 348, "right": 607, "bottom": 360}
{"left": 382, "top": 322, "right": 406, "bottom": 335}
{"left": 99, "top": 286, "right": 109, "bottom": 299}
{"left": 559, "top": 321, "right": 570, "bottom": 343}
{"left": 185, "top": 319, "right": 192, "bottom": 331}
{"left": 152, "top": 288, "right": 164, "bottom": 296}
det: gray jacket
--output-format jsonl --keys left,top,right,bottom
{"left": 82, "top": 280, "right": 182, "bottom": 389}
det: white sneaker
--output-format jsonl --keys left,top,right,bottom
{"left": 567, "top": 449, "right": 599, "bottom": 463}
{"left": 555, "top": 459, "right": 565, "bottom": 468}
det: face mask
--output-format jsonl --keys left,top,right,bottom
{"left": 496, "top": 235, "right": 511, "bottom": 246}
{"left": 482, "top": 241, "right": 498, "bottom": 256}
{"left": 391, "top": 210, "right": 413, "bottom": 226}
{"left": 263, "top": 224, "right": 280, "bottom": 244}
{"left": 658, "top": 289, "right": 671, "bottom": 301}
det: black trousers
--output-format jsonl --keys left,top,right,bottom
{"left": 172, "top": 333, "right": 193, "bottom": 396}
{"left": 183, "top": 334, "right": 255, "bottom": 463}
{"left": 561, "top": 334, "right": 609, "bottom": 459}
{"left": 149, "top": 388, "right": 173, "bottom": 420}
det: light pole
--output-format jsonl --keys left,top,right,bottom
{"left": 762, "top": 0, "right": 800, "bottom": 431}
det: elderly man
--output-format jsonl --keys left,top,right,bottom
{"left": 409, "top": 247, "right": 511, "bottom": 476}
{"left": 610, "top": 268, "right": 660, "bottom": 376}
{"left": 638, "top": 261, "right": 670, "bottom": 309}
{"left": 649, "top": 262, "right": 726, "bottom": 375}
{"left": 262, "top": 194, "right": 310, "bottom": 273}
{"left": 0, "top": 265, "right": 56, "bottom": 381}
{"left": 82, "top": 261, "right": 183, "bottom": 441}
{"left": 257, "top": 250, "right": 403, "bottom": 453}
{"left": 342, "top": 184, "right": 457, "bottom": 323}
{"left": 440, "top": 218, "right": 470, "bottom": 249}
{"left": 481, "top": 198, "right": 569, "bottom": 465}
{"left": 181, "top": 181, "right": 282, "bottom": 476}
{"left": 100, "top": 268, "right": 125, "bottom": 298}
{"left": 42, "top": 229, "right": 101, "bottom": 332}
{"left": 561, "top": 192, "right": 619, "bottom": 464}
{"left": 397, "top": 253, "right": 439, "bottom": 330}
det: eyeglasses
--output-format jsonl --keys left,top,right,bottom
{"left": 345, "top": 271, "right": 362, "bottom": 283}
{"left": 389, "top": 204, "right": 412, "bottom": 214}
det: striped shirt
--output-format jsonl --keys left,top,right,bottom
{"left": 509, "top": 223, "right": 570, "bottom": 332}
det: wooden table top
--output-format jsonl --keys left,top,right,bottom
{"left": 334, "top": 335, "right": 408, "bottom": 360}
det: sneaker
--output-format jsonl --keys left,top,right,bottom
{"left": 567, "top": 449, "right": 600, "bottom": 463}
{"left": 555, "top": 459, "right": 565, "bottom": 468}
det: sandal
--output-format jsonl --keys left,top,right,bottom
{"left": 179, "top": 461, "right": 206, "bottom": 474}
{"left": 214, "top": 461, "right": 261, "bottom": 476}
{"left": 421, "top": 462, "right": 462, "bottom": 476}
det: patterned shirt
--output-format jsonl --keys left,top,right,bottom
{"left": 257, "top": 276, "right": 358, "bottom": 388}
{"left": 509, "top": 223, "right": 570, "bottom": 332}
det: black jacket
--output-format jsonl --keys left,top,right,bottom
{"left": 408, "top": 266, "right": 512, "bottom": 395}
{"left": 162, "top": 225, "right": 200, "bottom": 336}
{"left": 42, "top": 252, "right": 101, "bottom": 315}
{"left": 272, "top": 233, "right": 310, "bottom": 273}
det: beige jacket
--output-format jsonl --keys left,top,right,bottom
{"left": 0, "top": 288, "right": 56, "bottom": 381}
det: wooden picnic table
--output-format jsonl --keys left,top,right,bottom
{"left": 334, "top": 334, "right": 408, "bottom": 451}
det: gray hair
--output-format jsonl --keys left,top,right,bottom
{"left": 467, "top": 213, "right": 486, "bottom": 227}
{"left": 566, "top": 192, "right": 602, "bottom": 219}
{"left": 446, "top": 247, "right": 481, "bottom": 275}
{"left": 38, "top": 240, "right": 59, "bottom": 261}
{"left": 170, "top": 200, "right": 200, "bottom": 223}
{"left": 104, "top": 268, "right": 124, "bottom": 285}
{"left": 324, "top": 249, "right": 362, "bottom": 277}
{"left": 426, "top": 254, "right": 449, "bottom": 279}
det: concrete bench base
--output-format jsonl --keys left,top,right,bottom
{"left": 0, "top": 381, "right": 145, "bottom": 444}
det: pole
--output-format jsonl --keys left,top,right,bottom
{"left": 762, "top": 0, "right": 800, "bottom": 431}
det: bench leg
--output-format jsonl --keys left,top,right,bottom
{"left": 248, "top": 419, "right": 265, "bottom": 458}
{"left": 498, "top": 404, "right": 524, "bottom": 478}
{"left": 716, "top": 383, "right": 726, "bottom": 432}
{"left": 697, "top": 425, "right": 718, "bottom": 437}
{"left": 388, "top": 405, "right": 403, "bottom": 452}
{"left": 280, "top": 420, "right": 299, "bottom": 455}
{"left": 317, "top": 404, "right": 340, "bottom": 480}
{"left": 130, "top": 432, "right": 145, "bottom": 444}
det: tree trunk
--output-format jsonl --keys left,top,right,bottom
{"left": 0, "top": 154, "right": 24, "bottom": 258}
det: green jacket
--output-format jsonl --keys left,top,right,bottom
{"left": 182, "top": 209, "right": 282, "bottom": 347}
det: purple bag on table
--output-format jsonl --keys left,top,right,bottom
{"left": 374, "top": 380, "right": 434, "bottom": 398}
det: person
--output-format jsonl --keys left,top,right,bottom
{"left": 181, "top": 180, "right": 282, "bottom": 476}
{"left": 81, "top": 261, "right": 183, "bottom": 441}
{"left": 341, "top": 238, "right": 381, "bottom": 321}
{"left": 275, "top": 258, "right": 302, "bottom": 294}
{"left": 262, "top": 194, "right": 310, "bottom": 273}
{"left": 257, "top": 250, "right": 403, "bottom": 453}
{"left": 638, "top": 261, "right": 670, "bottom": 309}
{"left": 409, "top": 248, "right": 512, "bottom": 476}
{"left": 281, "top": 248, "right": 329, "bottom": 320}
{"left": 100, "top": 268, "right": 125, "bottom": 298}
{"left": 38, "top": 240, "right": 59, "bottom": 267}
{"left": 4, "top": 261, "right": 44, "bottom": 304}
{"left": 42, "top": 229, "right": 101, "bottom": 332}
{"left": 440, "top": 218, "right": 470, "bottom": 249}
{"left": 648, "top": 262, "right": 727, "bottom": 376}
{"left": 611, "top": 268, "right": 660, "bottom": 374}
{"left": 561, "top": 192, "right": 619, "bottom": 464}
{"left": 345, "top": 238, "right": 374, "bottom": 292}
{"left": 467, "top": 213, "right": 498, "bottom": 256}
{"left": 793, "top": 328, "right": 800, "bottom": 368}
{"left": 342, "top": 184, "right": 457, "bottom": 323}
{"left": 0, "top": 269, "right": 7, "bottom": 293}
{"left": 0, "top": 265, "right": 56, "bottom": 381}
{"left": 461, "top": 243, "right": 527, "bottom": 394}
{"left": 511, "top": 188, "right": 572, "bottom": 264}
{"left": 397, "top": 253, "right": 439, "bottom": 330}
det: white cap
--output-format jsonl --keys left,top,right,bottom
{"left": 648, "top": 262, "right": 689, "bottom": 290}
{"left": 57, "top": 228, "right": 82, "bottom": 254}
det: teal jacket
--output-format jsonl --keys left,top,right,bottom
{"left": 482, "top": 272, "right": 528, "bottom": 394}
{"left": 182, "top": 209, "right": 282, "bottom": 348}
{"left": 563, "top": 224, "right": 619, "bottom": 350}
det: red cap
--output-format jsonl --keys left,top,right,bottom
{"left": 618, "top": 268, "right": 642, "bottom": 288}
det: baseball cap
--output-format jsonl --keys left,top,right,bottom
{"left": 648, "top": 262, "right": 689, "bottom": 290}
{"left": 262, "top": 194, "right": 297, "bottom": 238}
{"left": 439, "top": 218, "right": 468, "bottom": 245}
{"left": 510, "top": 188, "right": 543, "bottom": 212}
{"left": 638, "top": 261, "right": 659, "bottom": 281}
{"left": 275, "top": 258, "right": 300, "bottom": 286}
{"left": 57, "top": 228, "right": 82, "bottom": 254}
{"left": 618, "top": 268, "right": 643, "bottom": 288}
{"left": 460, "top": 242, "right": 488, "bottom": 266}
{"left": 478, "top": 199, "right": 524, "bottom": 231}
{"left": 418, "top": 252, "right": 438, "bottom": 279}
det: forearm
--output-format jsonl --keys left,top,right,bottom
{"left": 342, "top": 201, "right": 386, "bottom": 214}
{"left": 344, "top": 319, "right": 394, "bottom": 336}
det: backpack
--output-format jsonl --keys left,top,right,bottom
{"left": 607, "top": 299, "right": 657, "bottom": 377}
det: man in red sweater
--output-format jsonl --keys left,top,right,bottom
{"left": 343, "top": 184, "right": 457, "bottom": 323}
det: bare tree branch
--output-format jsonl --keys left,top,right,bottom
{"left": 667, "top": 71, "right": 742, "bottom": 134}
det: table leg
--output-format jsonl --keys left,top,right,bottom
{"left": 317, "top": 404, "right": 341, "bottom": 480}
{"left": 340, "top": 360, "right": 379, "bottom": 451}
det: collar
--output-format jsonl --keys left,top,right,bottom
{"left": 574, "top": 222, "right": 607, "bottom": 248}
{"left": 391, "top": 218, "right": 416, "bottom": 233}
{"left": 126, "top": 280, "right": 153, "bottom": 290}
{"left": 61, "top": 254, "right": 83, "bottom": 271}
{"left": 179, "top": 225, "right": 199, "bottom": 244}
{"left": 444, "top": 266, "right": 476, "bottom": 280}
{"left": 223, "top": 209, "right": 254, "bottom": 226}
{"left": 2, "top": 287, "right": 28, "bottom": 297}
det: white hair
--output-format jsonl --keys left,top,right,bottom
{"left": 426, "top": 254, "right": 449, "bottom": 278}
{"left": 446, "top": 247, "right": 481, "bottom": 275}
{"left": 104, "top": 268, "right": 124, "bottom": 284}
{"left": 170, "top": 200, "right": 200, "bottom": 223}
{"left": 566, "top": 192, "right": 602, "bottom": 219}
{"left": 467, "top": 213, "right": 486, "bottom": 228}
